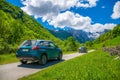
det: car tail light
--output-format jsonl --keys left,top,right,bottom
{"left": 32, "top": 46, "right": 40, "bottom": 50}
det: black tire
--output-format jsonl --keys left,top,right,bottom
{"left": 58, "top": 53, "right": 62, "bottom": 61}
{"left": 20, "top": 60, "right": 27, "bottom": 64}
{"left": 38, "top": 54, "right": 47, "bottom": 65}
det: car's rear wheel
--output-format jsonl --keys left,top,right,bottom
{"left": 38, "top": 54, "right": 47, "bottom": 65}
{"left": 58, "top": 53, "right": 62, "bottom": 61}
{"left": 20, "top": 60, "right": 27, "bottom": 64}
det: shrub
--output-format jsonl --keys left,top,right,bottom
{"left": 103, "top": 45, "right": 120, "bottom": 57}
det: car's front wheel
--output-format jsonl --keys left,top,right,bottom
{"left": 38, "top": 54, "right": 47, "bottom": 65}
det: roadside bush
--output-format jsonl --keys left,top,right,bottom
{"left": 103, "top": 45, "right": 120, "bottom": 57}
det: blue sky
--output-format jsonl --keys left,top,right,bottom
{"left": 7, "top": 0, "right": 120, "bottom": 33}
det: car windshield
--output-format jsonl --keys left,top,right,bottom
{"left": 22, "top": 40, "right": 37, "bottom": 46}
{"left": 80, "top": 46, "right": 86, "bottom": 49}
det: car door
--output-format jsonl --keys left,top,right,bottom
{"left": 39, "top": 41, "right": 56, "bottom": 59}
{"left": 37, "top": 41, "right": 52, "bottom": 58}
{"left": 38, "top": 41, "right": 58, "bottom": 59}
{"left": 48, "top": 42, "right": 59, "bottom": 58}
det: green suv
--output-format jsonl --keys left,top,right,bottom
{"left": 16, "top": 40, "right": 62, "bottom": 65}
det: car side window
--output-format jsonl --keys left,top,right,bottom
{"left": 38, "top": 41, "right": 56, "bottom": 48}
{"left": 49, "top": 42, "right": 56, "bottom": 48}
{"left": 38, "top": 41, "right": 49, "bottom": 47}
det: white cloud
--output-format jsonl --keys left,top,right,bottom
{"left": 86, "top": 23, "right": 116, "bottom": 38}
{"left": 88, "top": 23, "right": 116, "bottom": 33}
{"left": 49, "top": 11, "right": 91, "bottom": 29}
{"left": 21, "top": 0, "right": 78, "bottom": 21}
{"left": 76, "top": 0, "right": 98, "bottom": 8}
{"left": 49, "top": 11, "right": 116, "bottom": 33}
{"left": 111, "top": 1, "right": 120, "bottom": 19}
{"left": 21, "top": 0, "right": 98, "bottom": 21}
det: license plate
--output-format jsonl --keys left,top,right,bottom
{"left": 22, "top": 49, "right": 29, "bottom": 52}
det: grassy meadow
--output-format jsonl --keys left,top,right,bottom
{"left": 19, "top": 50, "right": 120, "bottom": 80}
{"left": 91, "top": 36, "right": 120, "bottom": 49}
{"left": 0, "top": 53, "right": 18, "bottom": 65}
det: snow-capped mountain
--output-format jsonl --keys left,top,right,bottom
{"left": 48, "top": 27, "right": 110, "bottom": 43}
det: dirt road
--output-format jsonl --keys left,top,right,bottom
{"left": 0, "top": 50, "right": 94, "bottom": 80}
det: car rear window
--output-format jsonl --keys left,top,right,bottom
{"left": 22, "top": 40, "right": 37, "bottom": 46}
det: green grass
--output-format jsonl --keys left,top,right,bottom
{"left": 107, "top": 36, "right": 120, "bottom": 46}
{"left": 20, "top": 50, "right": 120, "bottom": 80}
{"left": 0, "top": 53, "right": 18, "bottom": 65}
{"left": 93, "top": 36, "right": 120, "bottom": 49}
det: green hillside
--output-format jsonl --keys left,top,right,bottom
{"left": 0, "top": 0, "right": 61, "bottom": 54}
{"left": 95, "top": 24, "right": 120, "bottom": 43}
{"left": 85, "top": 24, "right": 120, "bottom": 49}
{"left": 93, "top": 24, "right": 120, "bottom": 47}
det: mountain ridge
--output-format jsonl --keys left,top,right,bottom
{"left": 48, "top": 27, "right": 111, "bottom": 43}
